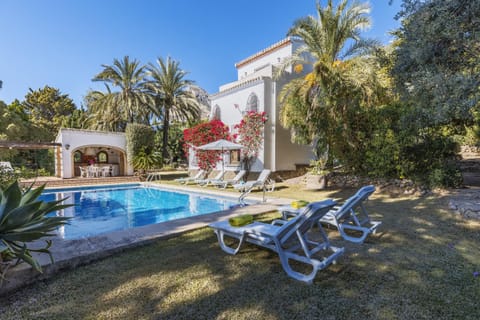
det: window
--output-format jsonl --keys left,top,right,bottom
{"left": 73, "top": 151, "right": 83, "bottom": 163}
{"left": 246, "top": 93, "right": 258, "bottom": 112}
{"left": 97, "top": 151, "right": 108, "bottom": 163}
{"left": 230, "top": 150, "right": 240, "bottom": 164}
{"left": 211, "top": 104, "right": 221, "bottom": 120}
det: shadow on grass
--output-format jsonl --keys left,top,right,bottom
{"left": 1, "top": 190, "right": 479, "bottom": 319}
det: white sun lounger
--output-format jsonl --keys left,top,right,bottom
{"left": 280, "top": 185, "right": 381, "bottom": 243}
{"left": 233, "top": 169, "right": 272, "bottom": 192}
{"left": 195, "top": 170, "right": 225, "bottom": 187}
{"left": 174, "top": 169, "right": 207, "bottom": 184}
{"left": 210, "top": 170, "right": 246, "bottom": 188}
{"left": 209, "top": 199, "right": 344, "bottom": 283}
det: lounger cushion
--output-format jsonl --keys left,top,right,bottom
{"left": 291, "top": 200, "right": 309, "bottom": 209}
{"left": 229, "top": 215, "right": 253, "bottom": 227}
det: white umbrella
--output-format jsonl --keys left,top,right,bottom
{"left": 197, "top": 139, "right": 244, "bottom": 177}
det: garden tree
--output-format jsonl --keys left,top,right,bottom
{"left": 234, "top": 111, "right": 268, "bottom": 180}
{"left": 23, "top": 86, "right": 76, "bottom": 139}
{"left": 0, "top": 100, "right": 56, "bottom": 174}
{"left": 0, "top": 100, "right": 30, "bottom": 162}
{"left": 84, "top": 87, "right": 125, "bottom": 132}
{"left": 144, "top": 56, "right": 201, "bottom": 164}
{"left": 383, "top": 0, "right": 479, "bottom": 187}
{"left": 393, "top": 0, "right": 480, "bottom": 133}
{"left": 0, "top": 100, "right": 31, "bottom": 142}
{"left": 277, "top": 0, "right": 388, "bottom": 173}
{"left": 154, "top": 122, "right": 186, "bottom": 166}
{"left": 183, "top": 120, "right": 231, "bottom": 171}
{"left": 92, "top": 56, "right": 150, "bottom": 126}
{"left": 61, "top": 107, "right": 87, "bottom": 129}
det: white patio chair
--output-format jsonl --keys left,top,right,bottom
{"left": 79, "top": 166, "right": 88, "bottom": 178}
{"left": 0, "top": 161, "right": 14, "bottom": 172}
{"left": 209, "top": 199, "right": 344, "bottom": 283}
{"left": 101, "top": 166, "right": 111, "bottom": 177}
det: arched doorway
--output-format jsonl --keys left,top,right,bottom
{"left": 71, "top": 145, "right": 127, "bottom": 177}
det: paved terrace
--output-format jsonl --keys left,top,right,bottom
{"left": 1, "top": 182, "right": 292, "bottom": 295}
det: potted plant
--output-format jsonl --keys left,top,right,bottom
{"left": 307, "top": 158, "right": 330, "bottom": 189}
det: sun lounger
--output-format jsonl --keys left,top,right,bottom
{"left": 209, "top": 199, "right": 345, "bottom": 283}
{"left": 210, "top": 170, "right": 246, "bottom": 188}
{"left": 195, "top": 170, "right": 225, "bottom": 187}
{"left": 233, "top": 169, "right": 272, "bottom": 192}
{"left": 280, "top": 185, "right": 381, "bottom": 243}
{"left": 174, "top": 169, "right": 207, "bottom": 184}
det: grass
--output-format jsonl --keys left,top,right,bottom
{"left": 0, "top": 181, "right": 479, "bottom": 319}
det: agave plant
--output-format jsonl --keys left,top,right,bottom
{"left": 0, "top": 181, "right": 71, "bottom": 278}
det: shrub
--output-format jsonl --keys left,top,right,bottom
{"left": 131, "top": 147, "right": 162, "bottom": 171}
{"left": 125, "top": 123, "right": 155, "bottom": 164}
{"left": 0, "top": 181, "right": 71, "bottom": 281}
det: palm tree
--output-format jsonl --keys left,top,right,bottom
{"left": 144, "top": 57, "right": 201, "bottom": 163}
{"left": 278, "top": 0, "right": 387, "bottom": 170}
{"left": 84, "top": 86, "right": 125, "bottom": 132}
{"left": 92, "top": 56, "right": 150, "bottom": 126}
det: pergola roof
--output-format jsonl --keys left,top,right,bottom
{"left": 0, "top": 141, "right": 62, "bottom": 149}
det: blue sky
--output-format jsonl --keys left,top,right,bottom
{"left": 0, "top": 0, "right": 401, "bottom": 108}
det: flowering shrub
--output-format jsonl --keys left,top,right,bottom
{"left": 183, "top": 120, "right": 231, "bottom": 170}
{"left": 234, "top": 111, "right": 267, "bottom": 177}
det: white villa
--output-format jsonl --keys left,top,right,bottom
{"left": 55, "top": 128, "right": 134, "bottom": 179}
{"left": 53, "top": 38, "right": 314, "bottom": 179}
{"left": 194, "top": 37, "right": 315, "bottom": 175}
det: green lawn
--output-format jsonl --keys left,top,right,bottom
{"left": 0, "top": 182, "right": 479, "bottom": 319}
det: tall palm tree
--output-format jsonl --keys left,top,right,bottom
{"left": 278, "top": 0, "right": 386, "bottom": 170}
{"left": 92, "top": 56, "right": 150, "bottom": 126}
{"left": 84, "top": 86, "right": 125, "bottom": 132}
{"left": 144, "top": 57, "right": 201, "bottom": 163}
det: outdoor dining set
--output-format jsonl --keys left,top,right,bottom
{"left": 78, "top": 165, "right": 113, "bottom": 178}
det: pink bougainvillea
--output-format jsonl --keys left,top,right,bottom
{"left": 234, "top": 111, "right": 267, "bottom": 177}
{"left": 183, "top": 120, "right": 232, "bottom": 171}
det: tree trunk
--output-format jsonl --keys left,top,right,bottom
{"left": 162, "top": 109, "right": 170, "bottom": 164}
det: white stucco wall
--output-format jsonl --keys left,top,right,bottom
{"left": 55, "top": 128, "right": 133, "bottom": 178}
{"left": 205, "top": 37, "right": 315, "bottom": 174}
{"left": 209, "top": 79, "right": 266, "bottom": 173}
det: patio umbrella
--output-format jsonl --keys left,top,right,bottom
{"left": 197, "top": 139, "right": 244, "bottom": 177}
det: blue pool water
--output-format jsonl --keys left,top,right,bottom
{"left": 40, "top": 184, "right": 240, "bottom": 239}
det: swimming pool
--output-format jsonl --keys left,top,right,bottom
{"left": 40, "top": 184, "right": 241, "bottom": 240}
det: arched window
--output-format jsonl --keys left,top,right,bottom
{"left": 246, "top": 93, "right": 258, "bottom": 112}
{"left": 211, "top": 104, "right": 221, "bottom": 120}
{"left": 97, "top": 151, "right": 108, "bottom": 163}
{"left": 73, "top": 150, "right": 83, "bottom": 163}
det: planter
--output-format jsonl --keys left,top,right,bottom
{"left": 306, "top": 174, "right": 328, "bottom": 190}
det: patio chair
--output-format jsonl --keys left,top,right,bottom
{"left": 79, "top": 166, "right": 88, "bottom": 178}
{"left": 233, "top": 169, "right": 272, "bottom": 192}
{"left": 195, "top": 170, "right": 225, "bottom": 187}
{"left": 210, "top": 170, "right": 246, "bottom": 189}
{"left": 209, "top": 199, "right": 344, "bottom": 283}
{"left": 0, "top": 161, "right": 14, "bottom": 172}
{"left": 174, "top": 169, "right": 206, "bottom": 184}
{"left": 280, "top": 185, "right": 381, "bottom": 244}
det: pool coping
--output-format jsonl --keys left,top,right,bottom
{"left": 0, "top": 183, "right": 291, "bottom": 296}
